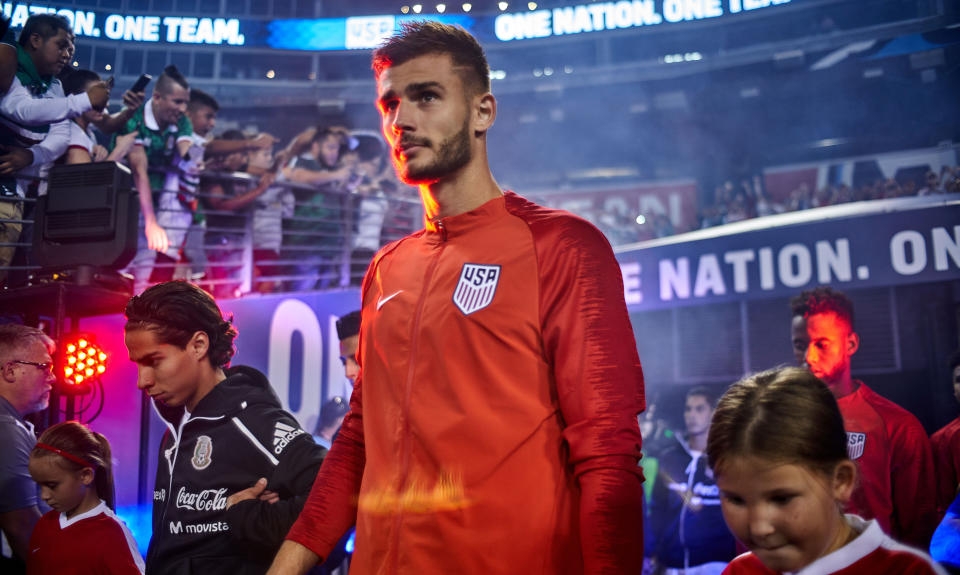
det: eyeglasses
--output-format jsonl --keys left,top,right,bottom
{"left": 10, "top": 360, "right": 53, "bottom": 375}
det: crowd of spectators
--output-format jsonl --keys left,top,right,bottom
{"left": 0, "top": 13, "right": 956, "bottom": 291}
{"left": 698, "top": 166, "right": 960, "bottom": 230}
{"left": 579, "top": 166, "right": 959, "bottom": 249}
{"left": 0, "top": 13, "right": 421, "bottom": 295}
{"left": 193, "top": 122, "right": 419, "bottom": 298}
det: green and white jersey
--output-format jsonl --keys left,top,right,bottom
{"left": 120, "top": 98, "right": 193, "bottom": 191}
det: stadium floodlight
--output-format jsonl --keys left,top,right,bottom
{"left": 437, "top": 3, "right": 446, "bottom": 12}
{"left": 33, "top": 162, "right": 138, "bottom": 279}
{"left": 499, "top": 2, "right": 509, "bottom": 10}
{"left": 462, "top": 3, "right": 471, "bottom": 11}
{"left": 412, "top": 4, "right": 422, "bottom": 13}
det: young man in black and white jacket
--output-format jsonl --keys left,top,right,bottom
{"left": 124, "top": 281, "right": 326, "bottom": 574}
{"left": 645, "top": 387, "right": 737, "bottom": 575}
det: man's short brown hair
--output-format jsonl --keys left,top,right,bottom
{"left": 372, "top": 21, "right": 490, "bottom": 96}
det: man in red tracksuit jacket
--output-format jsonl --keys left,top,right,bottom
{"left": 790, "top": 287, "right": 938, "bottom": 548}
{"left": 269, "top": 22, "right": 646, "bottom": 575}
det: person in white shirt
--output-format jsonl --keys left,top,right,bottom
{"left": 0, "top": 15, "right": 108, "bottom": 285}
{"left": 59, "top": 69, "right": 135, "bottom": 165}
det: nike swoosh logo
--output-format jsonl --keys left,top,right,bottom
{"left": 377, "top": 290, "right": 403, "bottom": 310}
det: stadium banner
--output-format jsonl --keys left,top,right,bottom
{"left": 2, "top": 0, "right": 792, "bottom": 50}
{"left": 615, "top": 198, "right": 960, "bottom": 311}
{"left": 534, "top": 180, "right": 699, "bottom": 236}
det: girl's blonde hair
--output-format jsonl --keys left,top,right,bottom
{"left": 31, "top": 421, "right": 115, "bottom": 509}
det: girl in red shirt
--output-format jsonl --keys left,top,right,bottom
{"left": 27, "top": 421, "right": 143, "bottom": 575}
{"left": 707, "top": 367, "right": 946, "bottom": 575}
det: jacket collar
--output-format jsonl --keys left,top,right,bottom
{"left": 144, "top": 98, "right": 163, "bottom": 132}
{"left": 423, "top": 192, "right": 510, "bottom": 243}
{"left": 0, "top": 395, "right": 30, "bottom": 431}
{"left": 59, "top": 499, "right": 108, "bottom": 529}
{"left": 153, "top": 365, "right": 276, "bottom": 424}
{"left": 15, "top": 43, "right": 54, "bottom": 96}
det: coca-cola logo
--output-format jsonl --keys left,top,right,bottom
{"left": 175, "top": 487, "right": 228, "bottom": 512}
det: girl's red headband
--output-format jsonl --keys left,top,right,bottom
{"left": 36, "top": 443, "right": 94, "bottom": 468}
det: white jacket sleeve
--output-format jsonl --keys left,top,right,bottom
{"left": 0, "top": 77, "right": 92, "bottom": 126}
{"left": 28, "top": 118, "right": 70, "bottom": 167}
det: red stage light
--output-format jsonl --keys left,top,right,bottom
{"left": 59, "top": 334, "right": 107, "bottom": 395}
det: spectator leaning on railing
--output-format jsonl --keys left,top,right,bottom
{"left": 58, "top": 69, "right": 135, "bottom": 165}
{"left": 201, "top": 129, "right": 251, "bottom": 299}
{"left": 919, "top": 170, "right": 945, "bottom": 196}
{"left": 245, "top": 135, "right": 290, "bottom": 294}
{"left": 179, "top": 90, "right": 279, "bottom": 285}
{"left": 341, "top": 133, "right": 389, "bottom": 285}
{"left": 281, "top": 126, "right": 352, "bottom": 291}
{"left": 117, "top": 64, "right": 194, "bottom": 288}
{"left": 0, "top": 14, "right": 103, "bottom": 286}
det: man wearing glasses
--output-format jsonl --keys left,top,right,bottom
{"left": 0, "top": 323, "right": 55, "bottom": 573}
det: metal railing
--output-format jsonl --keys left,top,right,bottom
{"left": 0, "top": 168, "right": 422, "bottom": 298}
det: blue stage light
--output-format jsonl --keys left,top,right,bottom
{"left": 115, "top": 504, "right": 154, "bottom": 558}
{"left": 345, "top": 528, "right": 356, "bottom": 553}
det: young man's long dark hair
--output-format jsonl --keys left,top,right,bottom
{"left": 124, "top": 281, "right": 237, "bottom": 369}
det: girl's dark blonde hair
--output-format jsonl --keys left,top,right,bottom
{"left": 706, "top": 367, "right": 847, "bottom": 477}
{"left": 31, "top": 421, "right": 115, "bottom": 509}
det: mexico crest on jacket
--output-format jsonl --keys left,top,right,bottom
{"left": 453, "top": 263, "right": 501, "bottom": 315}
{"left": 192, "top": 435, "right": 213, "bottom": 470}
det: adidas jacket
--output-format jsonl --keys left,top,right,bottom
{"left": 645, "top": 435, "right": 737, "bottom": 568}
{"left": 146, "top": 366, "right": 326, "bottom": 575}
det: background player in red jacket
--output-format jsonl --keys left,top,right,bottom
{"left": 790, "top": 286, "right": 938, "bottom": 547}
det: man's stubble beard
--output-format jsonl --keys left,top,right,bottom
{"left": 398, "top": 117, "right": 472, "bottom": 185}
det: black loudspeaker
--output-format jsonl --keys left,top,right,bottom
{"left": 32, "top": 162, "right": 139, "bottom": 270}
